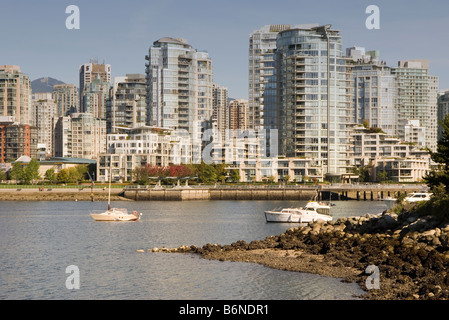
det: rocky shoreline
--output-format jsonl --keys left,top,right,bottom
{"left": 158, "top": 203, "right": 449, "bottom": 300}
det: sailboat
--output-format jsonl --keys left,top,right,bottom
{"left": 90, "top": 164, "right": 142, "bottom": 222}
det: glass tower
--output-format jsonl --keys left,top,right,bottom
{"left": 275, "top": 25, "right": 352, "bottom": 179}
{"left": 145, "top": 38, "right": 213, "bottom": 141}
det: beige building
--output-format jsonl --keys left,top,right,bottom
{"left": 53, "top": 84, "right": 79, "bottom": 116}
{"left": 54, "top": 113, "right": 106, "bottom": 160}
{"left": 212, "top": 83, "right": 228, "bottom": 138}
{"left": 31, "top": 92, "right": 58, "bottom": 157}
{"left": 227, "top": 99, "right": 249, "bottom": 132}
{"left": 0, "top": 65, "right": 32, "bottom": 125}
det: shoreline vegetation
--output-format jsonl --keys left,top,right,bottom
{"left": 0, "top": 188, "right": 129, "bottom": 202}
{"left": 155, "top": 201, "right": 449, "bottom": 300}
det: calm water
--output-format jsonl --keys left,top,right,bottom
{"left": 0, "top": 199, "right": 387, "bottom": 300}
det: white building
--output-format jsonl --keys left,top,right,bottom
{"left": 98, "top": 126, "right": 192, "bottom": 182}
{"left": 145, "top": 37, "right": 213, "bottom": 146}
{"left": 346, "top": 48, "right": 397, "bottom": 136}
{"left": 392, "top": 59, "right": 439, "bottom": 152}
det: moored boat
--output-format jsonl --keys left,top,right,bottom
{"left": 264, "top": 201, "right": 332, "bottom": 223}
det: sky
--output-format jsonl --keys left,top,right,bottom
{"left": 1, "top": 0, "right": 448, "bottom": 99}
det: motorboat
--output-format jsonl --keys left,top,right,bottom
{"left": 404, "top": 192, "right": 432, "bottom": 203}
{"left": 264, "top": 201, "right": 332, "bottom": 223}
{"left": 383, "top": 192, "right": 432, "bottom": 210}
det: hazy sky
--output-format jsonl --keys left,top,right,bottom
{"left": 1, "top": 0, "right": 448, "bottom": 98}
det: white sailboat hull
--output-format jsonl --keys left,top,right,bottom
{"left": 90, "top": 208, "right": 141, "bottom": 221}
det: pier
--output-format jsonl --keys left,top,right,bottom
{"left": 123, "top": 184, "right": 427, "bottom": 201}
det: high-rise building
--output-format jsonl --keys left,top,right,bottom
{"left": 53, "top": 116, "right": 72, "bottom": 158}
{"left": 53, "top": 84, "right": 79, "bottom": 117}
{"left": 212, "top": 83, "right": 228, "bottom": 138}
{"left": 249, "top": 24, "right": 319, "bottom": 130}
{"left": 31, "top": 92, "right": 58, "bottom": 157}
{"left": 0, "top": 65, "right": 32, "bottom": 125}
{"left": 274, "top": 25, "right": 352, "bottom": 179}
{"left": 81, "top": 75, "right": 110, "bottom": 119}
{"left": 346, "top": 48, "right": 397, "bottom": 136}
{"left": 0, "top": 116, "right": 37, "bottom": 162}
{"left": 106, "top": 74, "right": 146, "bottom": 133}
{"left": 79, "top": 60, "right": 111, "bottom": 110}
{"left": 69, "top": 113, "right": 106, "bottom": 160}
{"left": 145, "top": 37, "right": 213, "bottom": 137}
{"left": 392, "top": 60, "right": 439, "bottom": 152}
{"left": 227, "top": 99, "right": 249, "bottom": 132}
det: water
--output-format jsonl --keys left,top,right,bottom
{"left": 0, "top": 200, "right": 386, "bottom": 300}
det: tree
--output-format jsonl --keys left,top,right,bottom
{"left": 425, "top": 114, "right": 449, "bottom": 194}
{"left": 418, "top": 114, "right": 449, "bottom": 219}
{"left": 229, "top": 169, "right": 240, "bottom": 183}
{"left": 377, "top": 170, "right": 389, "bottom": 183}
{"left": 9, "top": 162, "right": 24, "bottom": 182}
{"left": 195, "top": 161, "right": 217, "bottom": 183}
{"left": 45, "top": 169, "right": 56, "bottom": 183}
{"left": 352, "top": 165, "right": 370, "bottom": 182}
{"left": 22, "top": 159, "right": 40, "bottom": 184}
{"left": 56, "top": 166, "right": 86, "bottom": 184}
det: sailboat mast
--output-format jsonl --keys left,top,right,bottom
{"left": 108, "top": 157, "right": 112, "bottom": 210}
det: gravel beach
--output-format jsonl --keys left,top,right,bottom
{"left": 167, "top": 204, "right": 449, "bottom": 300}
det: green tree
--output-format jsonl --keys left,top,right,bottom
{"left": 132, "top": 166, "right": 149, "bottom": 185}
{"left": 45, "top": 168, "right": 56, "bottom": 183}
{"left": 377, "top": 170, "right": 389, "bottom": 182}
{"left": 352, "top": 165, "right": 370, "bottom": 182}
{"left": 425, "top": 114, "right": 449, "bottom": 193}
{"left": 419, "top": 114, "right": 449, "bottom": 219}
{"left": 22, "top": 159, "right": 40, "bottom": 184}
{"left": 195, "top": 161, "right": 217, "bottom": 183}
{"left": 56, "top": 166, "right": 85, "bottom": 184}
{"left": 229, "top": 169, "right": 240, "bottom": 183}
{"left": 9, "top": 162, "right": 24, "bottom": 182}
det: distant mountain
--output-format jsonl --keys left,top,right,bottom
{"left": 31, "top": 77, "right": 65, "bottom": 93}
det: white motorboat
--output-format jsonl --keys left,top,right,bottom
{"left": 404, "top": 192, "right": 432, "bottom": 203}
{"left": 264, "top": 201, "right": 332, "bottom": 223}
{"left": 383, "top": 192, "right": 432, "bottom": 210}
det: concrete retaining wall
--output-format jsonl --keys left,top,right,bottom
{"left": 124, "top": 188, "right": 317, "bottom": 201}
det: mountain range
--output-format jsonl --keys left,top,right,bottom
{"left": 31, "top": 77, "right": 65, "bottom": 93}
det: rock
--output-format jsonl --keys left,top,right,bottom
{"left": 152, "top": 247, "right": 159, "bottom": 252}
{"left": 136, "top": 249, "right": 145, "bottom": 253}
{"left": 401, "top": 237, "right": 415, "bottom": 247}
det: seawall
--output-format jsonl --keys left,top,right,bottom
{"left": 123, "top": 187, "right": 317, "bottom": 201}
